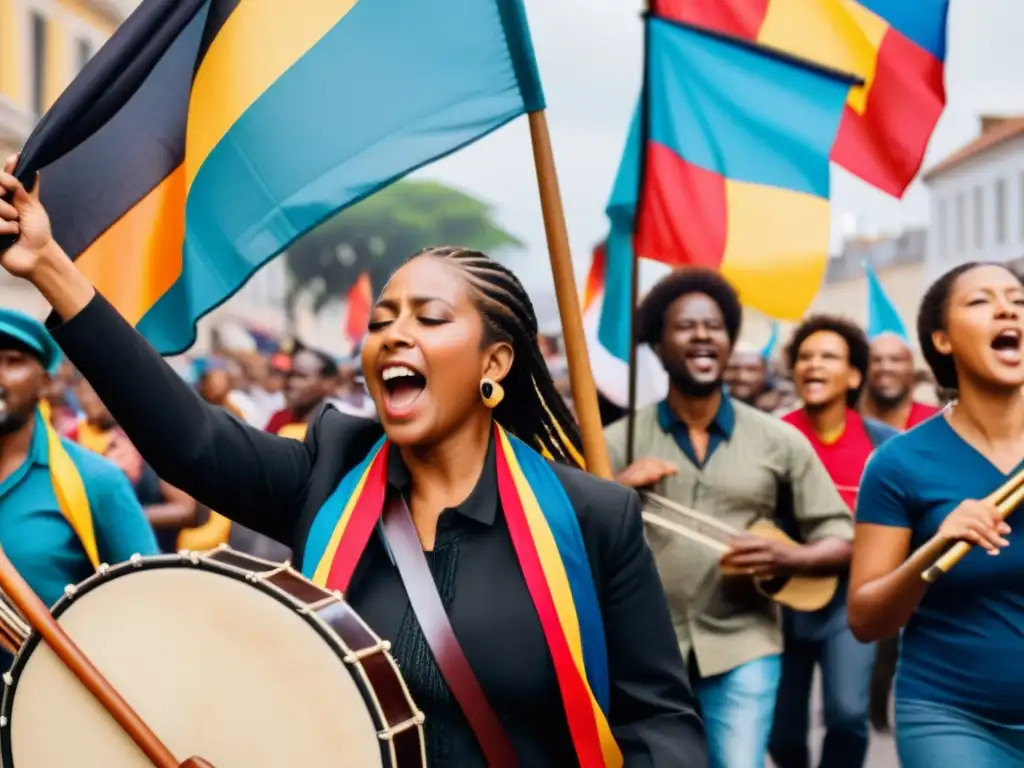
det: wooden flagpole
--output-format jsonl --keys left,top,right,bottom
{"left": 526, "top": 110, "right": 612, "bottom": 480}
{"left": 625, "top": 241, "right": 641, "bottom": 465}
{"left": 626, "top": 1, "right": 655, "bottom": 465}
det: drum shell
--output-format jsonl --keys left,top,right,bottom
{"left": 0, "top": 549, "right": 426, "bottom": 768}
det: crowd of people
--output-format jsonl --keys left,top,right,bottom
{"left": 600, "top": 268, "right": 948, "bottom": 768}
{"left": 34, "top": 329, "right": 378, "bottom": 563}
{"left": 26, "top": 269, "right": 945, "bottom": 640}
{"left": 0, "top": 154, "right": 1022, "bottom": 768}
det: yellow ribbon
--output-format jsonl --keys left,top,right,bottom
{"left": 38, "top": 401, "right": 99, "bottom": 569}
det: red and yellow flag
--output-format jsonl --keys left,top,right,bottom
{"left": 662, "top": 0, "right": 949, "bottom": 198}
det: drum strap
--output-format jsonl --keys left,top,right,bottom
{"left": 382, "top": 495, "right": 518, "bottom": 767}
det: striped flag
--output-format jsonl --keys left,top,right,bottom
{"left": 583, "top": 107, "right": 668, "bottom": 409}
{"left": 14, "top": 0, "right": 544, "bottom": 354}
{"left": 662, "top": 0, "right": 949, "bottom": 198}
{"left": 636, "top": 15, "right": 856, "bottom": 320}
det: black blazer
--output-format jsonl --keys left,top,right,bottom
{"left": 49, "top": 294, "right": 707, "bottom": 767}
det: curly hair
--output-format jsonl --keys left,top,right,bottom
{"left": 785, "top": 314, "right": 869, "bottom": 407}
{"left": 409, "top": 246, "right": 585, "bottom": 468}
{"left": 636, "top": 268, "right": 742, "bottom": 347}
{"left": 916, "top": 261, "right": 1021, "bottom": 391}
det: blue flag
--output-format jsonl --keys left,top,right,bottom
{"left": 866, "top": 262, "right": 908, "bottom": 342}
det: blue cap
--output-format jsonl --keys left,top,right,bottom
{"left": 0, "top": 308, "right": 61, "bottom": 375}
{"left": 191, "top": 356, "right": 229, "bottom": 381}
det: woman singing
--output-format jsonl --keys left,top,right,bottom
{"left": 0, "top": 159, "right": 705, "bottom": 767}
{"left": 849, "top": 262, "right": 1024, "bottom": 767}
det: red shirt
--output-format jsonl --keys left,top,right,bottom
{"left": 783, "top": 408, "right": 876, "bottom": 512}
{"left": 906, "top": 401, "right": 940, "bottom": 430}
{"left": 264, "top": 408, "right": 296, "bottom": 435}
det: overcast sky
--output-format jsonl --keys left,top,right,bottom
{"left": 408, "top": 0, "right": 1024, "bottom": 321}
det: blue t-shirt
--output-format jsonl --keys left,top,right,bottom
{"left": 0, "top": 413, "right": 159, "bottom": 608}
{"left": 857, "top": 415, "right": 1024, "bottom": 722}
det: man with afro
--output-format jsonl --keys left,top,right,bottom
{"left": 605, "top": 268, "right": 853, "bottom": 768}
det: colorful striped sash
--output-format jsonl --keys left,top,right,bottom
{"left": 303, "top": 424, "right": 622, "bottom": 767}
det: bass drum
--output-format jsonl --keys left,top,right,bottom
{"left": 0, "top": 548, "right": 426, "bottom": 767}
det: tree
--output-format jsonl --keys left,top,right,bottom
{"left": 285, "top": 180, "right": 522, "bottom": 315}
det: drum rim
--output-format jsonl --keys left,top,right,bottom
{"left": 0, "top": 553, "right": 397, "bottom": 766}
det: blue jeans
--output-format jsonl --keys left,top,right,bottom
{"left": 696, "top": 655, "right": 781, "bottom": 768}
{"left": 897, "top": 699, "right": 1024, "bottom": 767}
{"left": 768, "top": 627, "right": 874, "bottom": 768}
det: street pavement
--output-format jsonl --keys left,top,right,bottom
{"left": 767, "top": 675, "right": 899, "bottom": 767}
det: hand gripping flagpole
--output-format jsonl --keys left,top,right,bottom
{"left": 526, "top": 110, "right": 613, "bottom": 480}
{"left": 0, "top": 546, "right": 215, "bottom": 768}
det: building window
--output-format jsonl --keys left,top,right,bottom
{"left": 955, "top": 192, "right": 966, "bottom": 252}
{"left": 937, "top": 198, "right": 948, "bottom": 258}
{"left": 1020, "top": 173, "right": 1024, "bottom": 242}
{"left": 973, "top": 185, "right": 985, "bottom": 249}
{"left": 30, "top": 11, "right": 47, "bottom": 118}
{"left": 77, "top": 38, "right": 94, "bottom": 73}
{"left": 996, "top": 178, "right": 1007, "bottom": 245}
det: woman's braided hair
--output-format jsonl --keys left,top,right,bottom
{"left": 411, "top": 246, "right": 585, "bottom": 469}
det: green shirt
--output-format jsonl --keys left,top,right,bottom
{"left": 605, "top": 397, "right": 852, "bottom": 677}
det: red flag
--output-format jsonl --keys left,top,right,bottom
{"left": 583, "top": 242, "right": 606, "bottom": 313}
{"left": 345, "top": 272, "right": 372, "bottom": 346}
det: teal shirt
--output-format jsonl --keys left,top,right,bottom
{"left": 0, "top": 412, "right": 158, "bottom": 607}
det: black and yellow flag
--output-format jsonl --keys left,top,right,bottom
{"left": 14, "top": 0, "right": 546, "bottom": 354}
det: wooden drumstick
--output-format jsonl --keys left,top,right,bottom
{"left": 922, "top": 467, "right": 1024, "bottom": 583}
{"left": 0, "top": 547, "right": 216, "bottom": 768}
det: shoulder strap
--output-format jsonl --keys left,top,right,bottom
{"left": 381, "top": 495, "right": 517, "bottom": 767}
{"left": 41, "top": 409, "right": 100, "bottom": 570}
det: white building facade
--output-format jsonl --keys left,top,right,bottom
{"left": 923, "top": 117, "right": 1024, "bottom": 282}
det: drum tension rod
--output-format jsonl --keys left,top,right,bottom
{"left": 377, "top": 710, "right": 427, "bottom": 741}
{"left": 344, "top": 639, "right": 392, "bottom": 664}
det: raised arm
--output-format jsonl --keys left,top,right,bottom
{"left": 0, "top": 157, "right": 312, "bottom": 541}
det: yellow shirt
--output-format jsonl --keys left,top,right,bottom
{"left": 276, "top": 422, "right": 308, "bottom": 441}
{"left": 76, "top": 420, "right": 113, "bottom": 455}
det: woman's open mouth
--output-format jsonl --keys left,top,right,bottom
{"left": 991, "top": 328, "right": 1022, "bottom": 366}
{"left": 380, "top": 364, "right": 427, "bottom": 418}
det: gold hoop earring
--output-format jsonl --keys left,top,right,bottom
{"left": 480, "top": 378, "right": 504, "bottom": 409}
